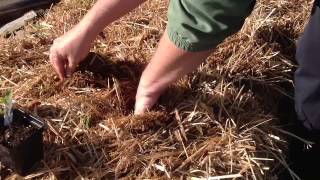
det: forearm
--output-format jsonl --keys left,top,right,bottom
{"left": 76, "top": 0, "right": 146, "bottom": 40}
{"left": 139, "top": 29, "right": 211, "bottom": 94}
{"left": 135, "top": 29, "right": 212, "bottom": 113}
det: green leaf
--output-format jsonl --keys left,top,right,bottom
{"left": 3, "top": 90, "right": 12, "bottom": 105}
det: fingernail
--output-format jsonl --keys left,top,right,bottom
{"left": 66, "top": 71, "right": 72, "bottom": 78}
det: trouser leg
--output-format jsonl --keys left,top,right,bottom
{"left": 295, "top": 4, "right": 320, "bottom": 134}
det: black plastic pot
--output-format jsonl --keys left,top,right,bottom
{"left": 0, "top": 0, "right": 59, "bottom": 26}
{"left": 0, "top": 109, "right": 44, "bottom": 175}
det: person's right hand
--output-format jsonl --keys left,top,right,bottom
{"left": 50, "top": 27, "right": 93, "bottom": 80}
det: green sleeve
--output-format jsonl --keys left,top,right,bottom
{"left": 167, "top": 0, "right": 256, "bottom": 52}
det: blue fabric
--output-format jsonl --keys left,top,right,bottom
{"left": 295, "top": 5, "right": 320, "bottom": 132}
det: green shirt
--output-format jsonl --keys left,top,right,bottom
{"left": 167, "top": 0, "right": 256, "bottom": 52}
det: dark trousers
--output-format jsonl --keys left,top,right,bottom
{"left": 295, "top": 3, "right": 320, "bottom": 134}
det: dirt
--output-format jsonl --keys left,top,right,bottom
{"left": 0, "top": 118, "right": 37, "bottom": 148}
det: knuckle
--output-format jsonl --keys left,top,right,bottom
{"left": 50, "top": 44, "right": 59, "bottom": 54}
{"left": 69, "top": 62, "right": 76, "bottom": 69}
{"left": 53, "top": 37, "right": 62, "bottom": 44}
{"left": 49, "top": 47, "right": 55, "bottom": 54}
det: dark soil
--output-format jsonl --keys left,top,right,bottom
{"left": 0, "top": 118, "right": 37, "bottom": 148}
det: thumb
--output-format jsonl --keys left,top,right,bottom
{"left": 50, "top": 51, "right": 67, "bottom": 80}
{"left": 134, "top": 95, "right": 157, "bottom": 115}
{"left": 134, "top": 100, "right": 146, "bottom": 115}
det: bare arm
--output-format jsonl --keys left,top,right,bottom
{"left": 77, "top": 0, "right": 146, "bottom": 41}
{"left": 50, "top": 0, "right": 146, "bottom": 79}
{"left": 135, "top": 28, "right": 212, "bottom": 114}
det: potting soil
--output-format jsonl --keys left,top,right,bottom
{"left": 0, "top": 120, "right": 37, "bottom": 148}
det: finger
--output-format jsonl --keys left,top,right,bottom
{"left": 134, "top": 101, "right": 147, "bottom": 115}
{"left": 66, "top": 57, "right": 77, "bottom": 78}
{"left": 134, "top": 96, "right": 154, "bottom": 115}
{"left": 50, "top": 50, "right": 67, "bottom": 80}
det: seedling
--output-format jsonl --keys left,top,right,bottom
{"left": 0, "top": 90, "right": 13, "bottom": 126}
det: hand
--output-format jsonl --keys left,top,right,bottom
{"left": 50, "top": 27, "right": 93, "bottom": 80}
{"left": 135, "top": 80, "right": 162, "bottom": 115}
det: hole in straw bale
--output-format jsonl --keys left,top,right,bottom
{"left": 33, "top": 104, "right": 65, "bottom": 119}
{"left": 134, "top": 18, "right": 150, "bottom": 25}
{"left": 78, "top": 52, "right": 145, "bottom": 81}
{"left": 111, "top": 111, "right": 168, "bottom": 133}
{"left": 255, "top": 23, "right": 298, "bottom": 61}
{"left": 21, "top": 40, "right": 34, "bottom": 50}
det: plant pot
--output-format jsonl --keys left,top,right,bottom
{"left": 0, "top": 109, "right": 44, "bottom": 175}
{"left": 0, "top": 0, "right": 59, "bottom": 26}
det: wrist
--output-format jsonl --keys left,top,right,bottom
{"left": 72, "top": 22, "right": 96, "bottom": 43}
